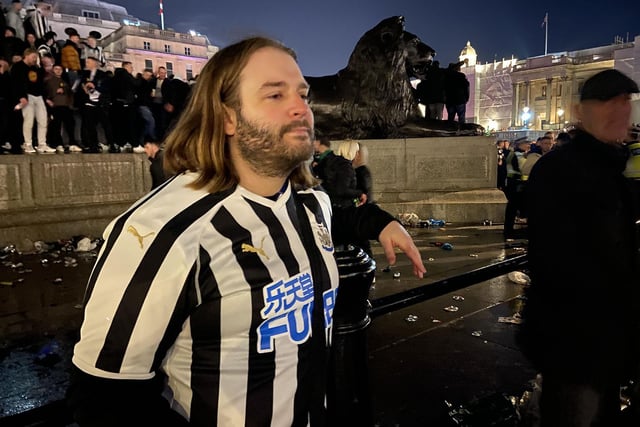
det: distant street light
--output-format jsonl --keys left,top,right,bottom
{"left": 521, "top": 106, "right": 531, "bottom": 128}
{"left": 557, "top": 108, "right": 565, "bottom": 130}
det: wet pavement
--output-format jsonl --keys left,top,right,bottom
{"left": 0, "top": 223, "right": 534, "bottom": 426}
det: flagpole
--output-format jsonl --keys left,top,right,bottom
{"left": 544, "top": 12, "right": 548, "bottom": 55}
{"left": 160, "top": 0, "right": 165, "bottom": 30}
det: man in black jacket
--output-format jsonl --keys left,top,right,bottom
{"left": 78, "top": 55, "right": 113, "bottom": 153}
{"left": 444, "top": 61, "right": 469, "bottom": 124}
{"left": 312, "top": 135, "right": 365, "bottom": 209}
{"left": 416, "top": 60, "right": 446, "bottom": 120}
{"left": 161, "top": 76, "right": 190, "bottom": 135}
{"left": 110, "top": 61, "right": 138, "bottom": 151}
{"left": 517, "top": 69, "right": 640, "bottom": 426}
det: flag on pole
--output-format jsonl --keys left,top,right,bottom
{"left": 541, "top": 12, "right": 548, "bottom": 28}
{"left": 159, "top": 0, "right": 163, "bottom": 15}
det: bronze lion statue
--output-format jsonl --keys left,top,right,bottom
{"left": 306, "top": 16, "right": 484, "bottom": 139}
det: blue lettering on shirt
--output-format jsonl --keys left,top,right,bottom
{"left": 257, "top": 272, "right": 337, "bottom": 353}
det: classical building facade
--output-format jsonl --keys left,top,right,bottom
{"left": 456, "top": 37, "right": 640, "bottom": 133}
{"left": 101, "top": 25, "right": 217, "bottom": 79}
{"left": 39, "top": 0, "right": 217, "bottom": 78}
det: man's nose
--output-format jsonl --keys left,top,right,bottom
{"left": 290, "top": 96, "right": 311, "bottom": 118}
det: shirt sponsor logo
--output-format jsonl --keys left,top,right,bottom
{"left": 257, "top": 271, "right": 336, "bottom": 353}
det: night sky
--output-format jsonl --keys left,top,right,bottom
{"left": 114, "top": 0, "right": 639, "bottom": 77}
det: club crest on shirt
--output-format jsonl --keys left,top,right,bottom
{"left": 313, "top": 221, "right": 333, "bottom": 252}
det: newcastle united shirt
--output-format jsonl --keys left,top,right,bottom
{"left": 72, "top": 172, "right": 339, "bottom": 426}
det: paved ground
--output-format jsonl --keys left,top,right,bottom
{"left": 0, "top": 223, "right": 535, "bottom": 426}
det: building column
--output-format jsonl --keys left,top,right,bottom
{"left": 511, "top": 83, "right": 519, "bottom": 128}
{"left": 545, "top": 78, "right": 553, "bottom": 128}
{"left": 560, "top": 75, "right": 570, "bottom": 125}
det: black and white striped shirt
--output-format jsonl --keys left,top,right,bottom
{"left": 73, "top": 172, "right": 339, "bottom": 426}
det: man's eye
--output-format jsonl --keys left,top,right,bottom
{"left": 268, "top": 93, "right": 282, "bottom": 99}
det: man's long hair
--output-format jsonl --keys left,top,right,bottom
{"left": 164, "top": 36, "right": 317, "bottom": 193}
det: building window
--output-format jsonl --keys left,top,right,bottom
{"left": 184, "top": 47, "right": 191, "bottom": 56}
{"left": 143, "top": 41, "right": 151, "bottom": 50}
{"left": 82, "top": 10, "right": 100, "bottom": 19}
{"left": 186, "top": 64, "right": 193, "bottom": 80}
{"left": 166, "top": 62, "right": 173, "bottom": 75}
{"left": 557, "top": 84, "right": 562, "bottom": 96}
{"left": 541, "top": 85, "right": 547, "bottom": 98}
{"left": 164, "top": 44, "right": 171, "bottom": 53}
{"left": 145, "top": 59, "right": 153, "bottom": 70}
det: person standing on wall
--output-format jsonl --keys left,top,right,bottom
{"left": 444, "top": 60, "right": 469, "bottom": 124}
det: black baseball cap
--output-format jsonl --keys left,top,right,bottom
{"left": 580, "top": 69, "right": 639, "bottom": 102}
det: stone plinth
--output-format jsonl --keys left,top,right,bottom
{"left": 0, "top": 136, "right": 506, "bottom": 247}
{"left": 358, "top": 136, "right": 506, "bottom": 223}
{"left": 0, "top": 154, "right": 151, "bottom": 248}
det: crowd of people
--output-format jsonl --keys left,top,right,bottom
{"left": 5, "top": 4, "right": 640, "bottom": 424}
{"left": 497, "top": 131, "right": 560, "bottom": 239}
{"left": 0, "top": 0, "right": 193, "bottom": 155}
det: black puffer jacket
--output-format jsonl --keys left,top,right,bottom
{"left": 517, "top": 129, "right": 640, "bottom": 384}
{"left": 313, "top": 151, "right": 362, "bottom": 208}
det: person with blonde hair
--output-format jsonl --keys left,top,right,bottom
{"left": 67, "top": 36, "right": 426, "bottom": 426}
{"left": 335, "top": 139, "right": 360, "bottom": 161}
{"left": 313, "top": 136, "right": 367, "bottom": 208}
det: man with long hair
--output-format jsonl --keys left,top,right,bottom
{"left": 67, "top": 36, "right": 426, "bottom": 426}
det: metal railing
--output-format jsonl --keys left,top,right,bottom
{"left": 371, "top": 254, "right": 528, "bottom": 317}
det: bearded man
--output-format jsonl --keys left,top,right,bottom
{"left": 67, "top": 36, "right": 426, "bottom": 426}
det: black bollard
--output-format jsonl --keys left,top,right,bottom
{"left": 327, "top": 244, "right": 376, "bottom": 427}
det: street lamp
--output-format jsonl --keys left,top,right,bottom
{"left": 521, "top": 106, "right": 531, "bottom": 128}
{"left": 557, "top": 108, "right": 564, "bottom": 129}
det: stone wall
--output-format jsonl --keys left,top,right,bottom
{"left": 0, "top": 137, "right": 505, "bottom": 247}
{"left": 0, "top": 153, "right": 151, "bottom": 248}
{"left": 359, "top": 136, "right": 505, "bottom": 222}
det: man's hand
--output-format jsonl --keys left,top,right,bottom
{"left": 378, "top": 222, "right": 426, "bottom": 279}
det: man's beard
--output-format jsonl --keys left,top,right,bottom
{"left": 235, "top": 113, "right": 314, "bottom": 178}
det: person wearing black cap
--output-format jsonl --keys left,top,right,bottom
{"left": 61, "top": 27, "right": 81, "bottom": 87}
{"left": 81, "top": 30, "right": 105, "bottom": 69}
{"left": 78, "top": 55, "right": 113, "bottom": 153}
{"left": 517, "top": 69, "right": 640, "bottom": 426}
{"left": 36, "top": 30, "right": 59, "bottom": 64}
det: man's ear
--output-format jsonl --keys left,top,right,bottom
{"left": 223, "top": 105, "right": 237, "bottom": 136}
